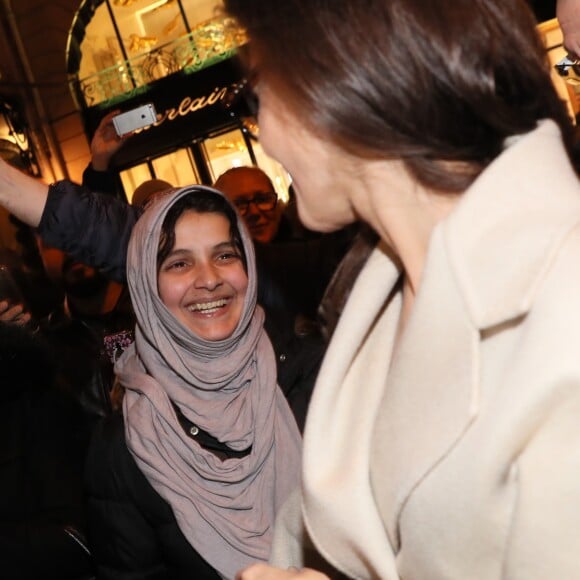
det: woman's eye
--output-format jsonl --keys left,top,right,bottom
{"left": 166, "top": 260, "right": 188, "bottom": 270}
{"left": 217, "top": 252, "right": 240, "bottom": 262}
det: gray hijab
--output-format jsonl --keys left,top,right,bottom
{"left": 115, "top": 186, "right": 301, "bottom": 579}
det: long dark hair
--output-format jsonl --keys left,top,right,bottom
{"left": 225, "top": 0, "right": 576, "bottom": 191}
{"left": 157, "top": 191, "right": 246, "bottom": 270}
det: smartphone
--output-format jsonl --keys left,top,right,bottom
{"left": 112, "top": 103, "right": 157, "bottom": 136}
{"left": 0, "top": 265, "right": 27, "bottom": 306}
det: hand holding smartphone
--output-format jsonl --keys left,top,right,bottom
{"left": 112, "top": 103, "right": 157, "bottom": 137}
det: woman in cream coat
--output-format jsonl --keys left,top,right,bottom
{"left": 0, "top": 1, "right": 579, "bottom": 579}
{"left": 220, "top": 0, "right": 580, "bottom": 578}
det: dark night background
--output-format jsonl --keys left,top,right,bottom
{"left": 529, "top": 0, "right": 557, "bottom": 22}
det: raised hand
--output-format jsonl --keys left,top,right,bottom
{"left": 90, "top": 110, "right": 132, "bottom": 171}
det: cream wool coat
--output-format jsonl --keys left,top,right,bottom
{"left": 270, "top": 120, "right": 580, "bottom": 579}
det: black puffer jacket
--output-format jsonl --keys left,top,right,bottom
{"left": 84, "top": 311, "right": 322, "bottom": 578}
{"left": 38, "top": 181, "right": 330, "bottom": 577}
{"left": 85, "top": 413, "right": 220, "bottom": 580}
{"left": 0, "top": 323, "right": 94, "bottom": 580}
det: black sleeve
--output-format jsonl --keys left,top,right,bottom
{"left": 85, "top": 414, "right": 167, "bottom": 580}
{"left": 37, "top": 180, "right": 142, "bottom": 283}
{"left": 82, "top": 164, "right": 122, "bottom": 199}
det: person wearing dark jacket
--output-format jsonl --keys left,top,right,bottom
{"left": 81, "top": 111, "right": 352, "bottom": 327}
{"left": 85, "top": 187, "right": 301, "bottom": 579}
{"left": 61, "top": 113, "right": 344, "bottom": 427}
{"left": 37, "top": 181, "right": 331, "bottom": 430}
{"left": 0, "top": 159, "right": 345, "bottom": 432}
{"left": 40, "top": 253, "right": 135, "bottom": 428}
{"left": 0, "top": 322, "right": 94, "bottom": 580}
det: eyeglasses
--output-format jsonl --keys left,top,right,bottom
{"left": 222, "top": 77, "right": 260, "bottom": 140}
{"left": 233, "top": 191, "right": 278, "bottom": 216}
{"left": 555, "top": 54, "right": 580, "bottom": 77}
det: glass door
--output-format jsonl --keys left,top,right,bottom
{"left": 120, "top": 147, "right": 200, "bottom": 203}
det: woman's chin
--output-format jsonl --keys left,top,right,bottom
{"left": 299, "top": 210, "right": 351, "bottom": 234}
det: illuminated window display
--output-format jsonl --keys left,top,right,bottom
{"left": 66, "top": 0, "right": 290, "bottom": 200}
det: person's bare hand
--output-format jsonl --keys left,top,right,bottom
{"left": 0, "top": 300, "right": 31, "bottom": 326}
{"left": 90, "top": 110, "right": 132, "bottom": 171}
{"left": 236, "top": 563, "right": 330, "bottom": 580}
{"left": 557, "top": 0, "right": 580, "bottom": 59}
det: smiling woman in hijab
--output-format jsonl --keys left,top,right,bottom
{"left": 84, "top": 186, "right": 301, "bottom": 580}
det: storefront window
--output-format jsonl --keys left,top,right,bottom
{"left": 152, "top": 148, "right": 200, "bottom": 185}
{"left": 203, "top": 129, "right": 291, "bottom": 202}
{"left": 118, "top": 128, "right": 291, "bottom": 203}
{"left": 204, "top": 129, "right": 253, "bottom": 181}
{"left": 68, "top": 0, "right": 244, "bottom": 108}
{"left": 538, "top": 18, "right": 579, "bottom": 121}
{"left": 109, "top": 0, "right": 187, "bottom": 48}
{"left": 181, "top": 0, "right": 221, "bottom": 31}
{"left": 120, "top": 162, "right": 153, "bottom": 201}
{"left": 120, "top": 147, "right": 200, "bottom": 202}
{"left": 67, "top": 0, "right": 290, "bottom": 201}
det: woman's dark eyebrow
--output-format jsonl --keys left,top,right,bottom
{"left": 165, "top": 240, "right": 237, "bottom": 259}
{"left": 213, "top": 240, "right": 237, "bottom": 251}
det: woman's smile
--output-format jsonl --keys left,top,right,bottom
{"left": 186, "top": 297, "right": 231, "bottom": 314}
{"left": 158, "top": 211, "right": 248, "bottom": 341}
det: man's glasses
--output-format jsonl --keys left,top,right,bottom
{"left": 222, "top": 77, "right": 260, "bottom": 140}
{"left": 233, "top": 192, "right": 278, "bottom": 216}
{"left": 555, "top": 54, "right": 580, "bottom": 77}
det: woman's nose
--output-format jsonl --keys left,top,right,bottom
{"left": 194, "top": 262, "right": 222, "bottom": 290}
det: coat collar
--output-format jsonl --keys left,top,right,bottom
{"left": 372, "top": 119, "right": 580, "bottom": 551}
{"left": 443, "top": 119, "right": 580, "bottom": 330}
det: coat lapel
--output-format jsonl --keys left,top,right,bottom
{"left": 371, "top": 119, "right": 580, "bottom": 552}
{"left": 302, "top": 242, "right": 404, "bottom": 579}
{"left": 370, "top": 226, "right": 479, "bottom": 551}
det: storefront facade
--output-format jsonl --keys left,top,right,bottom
{"left": 67, "top": 0, "right": 291, "bottom": 202}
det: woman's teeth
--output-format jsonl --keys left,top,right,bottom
{"left": 188, "top": 298, "right": 228, "bottom": 312}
